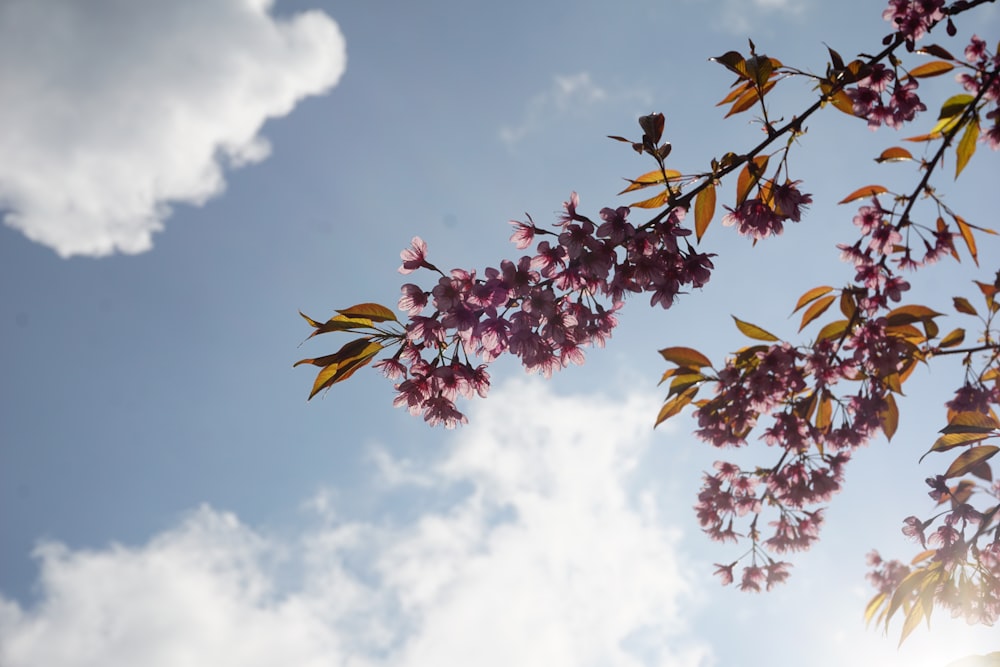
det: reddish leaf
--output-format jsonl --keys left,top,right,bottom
{"left": 694, "top": 182, "right": 716, "bottom": 242}
{"left": 792, "top": 285, "right": 834, "bottom": 313}
{"left": 725, "top": 80, "right": 777, "bottom": 117}
{"left": 907, "top": 60, "right": 955, "bottom": 78}
{"left": 838, "top": 185, "right": 888, "bottom": 204}
{"left": 659, "top": 346, "right": 713, "bottom": 368}
{"left": 732, "top": 316, "right": 779, "bottom": 342}
{"left": 945, "top": 445, "right": 999, "bottom": 479}
{"left": 875, "top": 147, "right": 914, "bottom": 163}
{"left": 798, "top": 294, "right": 836, "bottom": 332}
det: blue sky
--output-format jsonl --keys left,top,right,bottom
{"left": 1, "top": 0, "right": 998, "bottom": 665}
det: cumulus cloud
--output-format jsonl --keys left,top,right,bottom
{"left": 0, "top": 0, "right": 346, "bottom": 257}
{"left": 0, "top": 378, "right": 713, "bottom": 667}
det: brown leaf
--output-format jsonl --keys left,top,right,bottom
{"left": 694, "top": 183, "right": 716, "bottom": 243}
{"left": 838, "top": 185, "right": 888, "bottom": 204}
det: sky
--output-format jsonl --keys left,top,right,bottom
{"left": 0, "top": 0, "right": 998, "bottom": 666}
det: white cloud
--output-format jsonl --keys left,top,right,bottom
{"left": 0, "top": 0, "right": 346, "bottom": 257}
{"left": 0, "top": 378, "right": 713, "bottom": 667}
{"left": 500, "top": 73, "right": 651, "bottom": 146}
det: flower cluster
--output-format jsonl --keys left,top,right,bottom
{"left": 720, "top": 181, "right": 812, "bottom": 240}
{"left": 958, "top": 34, "right": 1000, "bottom": 150}
{"left": 882, "top": 0, "right": 946, "bottom": 44}
{"left": 380, "top": 194, "right": 716, "bottom": 427}
{"left": 846, "top": 63, "right": 927, "bottom": 130}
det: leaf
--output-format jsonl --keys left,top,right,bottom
{"left": 337, "top": 302, "right": 398, "bottom": 322}
{"left": 306, "top": 315, "right": 376, "bottom": 338}
{"left": 816, "top": 319, "right": 850, "bottom": 342}
{"left": 735, "top": 156, "right": 769, "bottom": 205}
{"left": 725, "top": 80, "right": 777, "bottom": 117}
{"left": 694, "top": 182, "right": 716, "bottom": 242}
{"left": 938, "top": 94, "right": 975, "bottom": 120}
{"left": 875, "top": 147, "right": 914, "bottom": 163}
{"left": 916, "top": 44, "right": 956, "bottom": 60}
{"left": 955, "top": 118, "right": 979, "bottom": 178}
{"left": 926, "top": 431, "right": 990, "bottom": 457}
{"left": 864, "top": 592, "right": 887, "bottom": 626}
{"left": 630, "top": 189, "right": 672, "bottom": 209}
{"left": 885, "top": 568, "right": 927, "bottom": 630}
{"left": 953, "top": 296, "right": 978, "bottom": 316}
{"left": 669, "top": 372, "right": 707, "bottom": 397}
{"left": 655, "top": 386, "right": 698, "bottom": 427}
{"left": 941, "top": 411, "right": 1000, "bottom": 433}
{"left": 815, "top": 390, "right": 833, "bottom": 431}
{"left": 303, "top": 338, "right": 383, "bottom": 399}
{"left": 938, "top": 328, "right": 965, "bottom": 348}
{"left": 659, "top": 346, "right": 714, "bottom": 368}
{"left": 881, "top": 394, "right": 900, "bottom": 441}
{"left": 944, "top": 445, "right": 999, "bottom": 479}
{"left": 798, "top": 294, "right": 837, "bottom": 332}
{"left": 907, "top": 60, "right": 955, "bottom": 78}
{"left": 885, "top": 304, "right": 943, "bottom": 326}
{"left": 710, "top": 51, "right": 748, "bottom": 79}
{"left": 618, "top": 169, "right": 683, "bottom": 194}
{"left": 793, "top": 285, "right": 835, "bottom": 313}
{"left": 954, "top": 215, "right": 979, "bottom": 266}
{"left": 898, "top": 597, "right": 926, "bottom": 647}
{"left": 838, "top": 185, "right": 888, "bottom": 204}
{"left": 732, "top": 316, "right": 779, "bottom": 342}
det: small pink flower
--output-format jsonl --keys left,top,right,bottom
{"left": 399, "top": 237, "right": 432, "bottom": 274}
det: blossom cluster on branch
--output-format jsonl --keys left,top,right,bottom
{"left": 296, "top": 0, "right": 1000, "bottom": 643}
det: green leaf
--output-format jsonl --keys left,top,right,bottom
{"left": 694, "top": 182, "right": 716, "bottom": 243}
{"left": 944, "top": 445, "right": 999, "bottom": 479}
{"left": 732, "top": 316, "right": 779, "bottom": 342}
{"left": 956, "top": 118, "right": 979, "bottom": 179}
{"left": 659, "top": 346, "right": 714, "bottom": 368}
{"left": 938, "top": 94, "right": 975, "bottom": 120}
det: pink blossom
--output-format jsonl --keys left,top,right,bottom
{"left": 399, "top": 237, "right": 432, "bottom": 274}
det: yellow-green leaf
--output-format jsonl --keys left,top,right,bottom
{"left": 942, "top": 411, "right": 1000, "bottom": 433}
{"left": 816, "top": 319, "right": 850, "bottom": 342}
{"left": 337, "top": 302, "right": 398, "bottom": 322}
{"left": 864, "top": 592, "right": 886, "bottom": 627}
{"left": 793, "top": 285, "right": 835, "bottom": 313}
{"left": 838, "top": 185, "right": 888, "bottom": 204}
{"left": 945, "top": 445, "right": 1000, "bottom": 478}
{"left": 659, "top": 346, "right": 714, "bottom": 369}
{"left": 886, "top": 304, "right": 943, "bottom": 326}
{"left": 694, "top": 182, "right": 716, "bottom": 243}
{"left": 732, "top": 316, "right": 779, "bottom": 342}
{"left": 927, "top": 431, "right": 990, "bottom": 455}
{"left": 956, "top": 118, "right": 979, "bottom": 178}
{"left": 898, "top": 595, "right": 926, "bottom": 647}
{"left": 908, "top": 60, "right": 955, "bottom": 78}
{"left": 798, "top": 294, "right": 837, "bottom": 332}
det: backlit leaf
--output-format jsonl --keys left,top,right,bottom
{"left": 898, "top": 597, "right": 925, "bottom": 647}
{"left": 838, "top": 185, "right": 888, "bottom": 204}
{"left": 955, "top": 119, "right": 979, "bottom": 179}
{"left": 694, "top": 182, "right": 716, "bottom": 242}
{"left": 798, "top": 294, "right": 836, "bottom": 332}
{"left": 710, "top": 51, "right": 748, "bottom": 79}
{"left": 886, "top": 304, "right": 943, "bottom": 326}
{"left": 736, "top": 156, "right": 769, "bottom": 205}
{"left": 655, "top": 386, "right": 698, "bottom": 427}
{"left": 875, "top": 146, "right": 914, "bottom": 163}
{"left": 954, "top": 215, "right": 978, "bottom": 266}
{"left": 907, "top": 60, "right": 955, "bottom": 78}
{"left": 303, "top": 338, "right": 383, "bottom": 399}
{"left": 732, "top": 316, "right": 779, "bottom": 341}
{"left": 940, "top": 411, "right": 1000, "bottom": 434}
{"left": 938, "top": 327, "right": 965, "bottom": 348}
{"left": 885, "top": 568, "right": 927, "bottom": 630}
{"left": 864, "top": 592, "right": 886, "bottom": 627}
{"left": 619, "top": 169, "right": 683, "bottom": 194}
{"left": 944, "top": 445, "right": 999, "bottom": 479}
{"left": 669, "top": 372, "right": 707, "bottom": 396}
{"left": 816, "top": 319, "right": 850, "bottom": 342}
{"left": 725, "top": 80, "right": 777, "bottom": 117}
{"left": 916, "top": 44, "right": 956, "bottom": 60}
{"left": 337, "top": 302, "right": 398, "bottom": 322}
{"left": 793, "top": 285, "right": 834, "bottom": 313}
{"left": 630, "top": 189, "right": 671, "bottom": 209}
{"left": 938, "top": 94, "right": 975, "bottom": 120}
{"left": 927, "top": 431, "right": 990, "bottom": 455}
{"left": 659, "top": 346, "right": 714, "bottom": 368}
